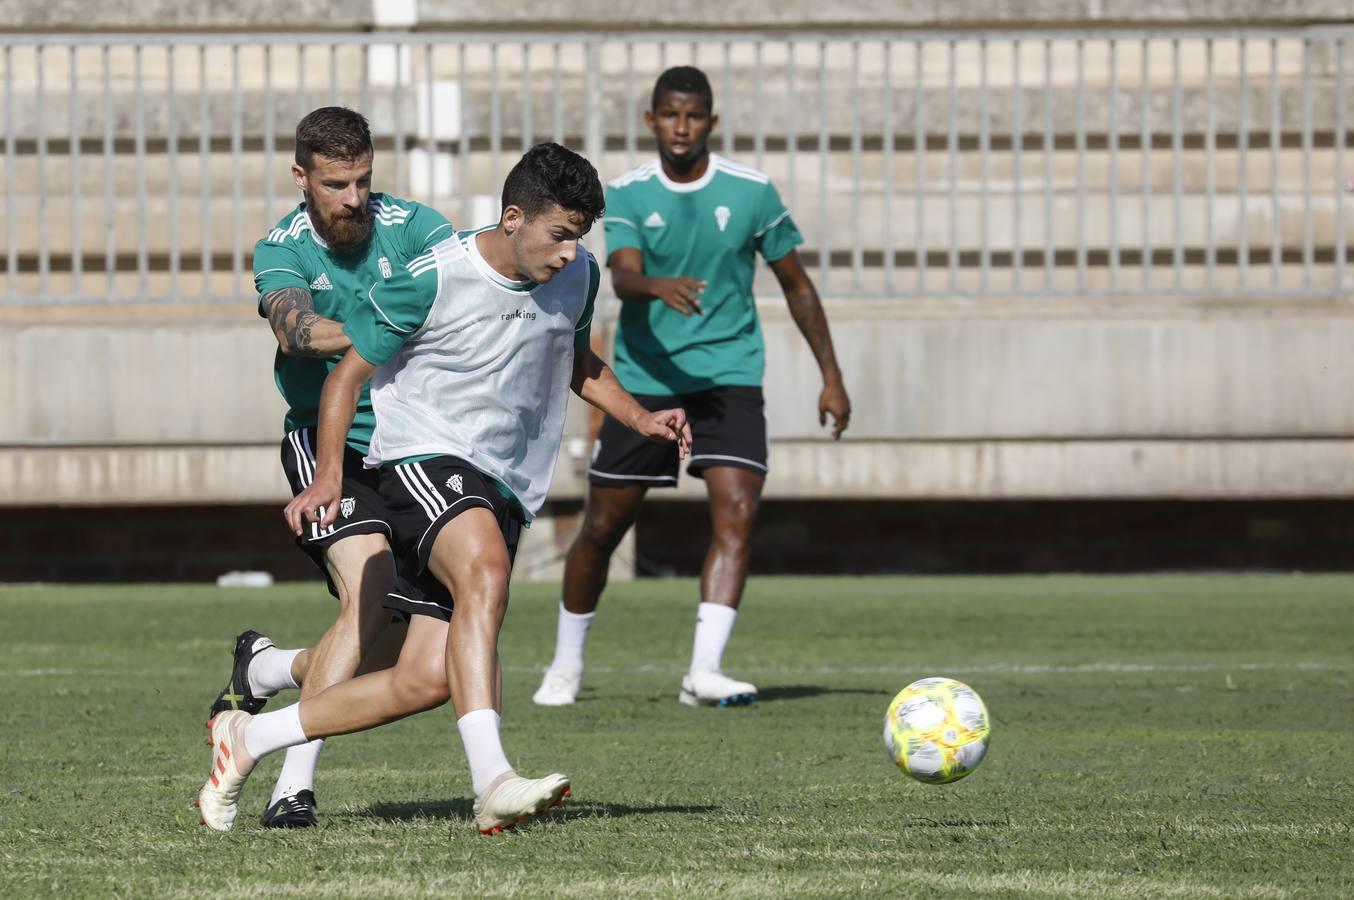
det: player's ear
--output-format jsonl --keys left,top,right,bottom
{"left": 708, "top": 112, "right": 719, "bottom": 133}
{"left": 643, "top": 109, "right": 656, "bottom": 132}
{"left": 501, "top": 204, "right": 524, "bottom": 236}
{"left": 291, "top": 163, "right": 308, "bottom": 192}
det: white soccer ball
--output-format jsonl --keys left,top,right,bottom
{"left": 883, "top": 676, "right": 991, "bottom": 784}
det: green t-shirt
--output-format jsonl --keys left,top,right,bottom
{"left": 603, "top": 153, "right": 803, "bottom": 395}
{"left": 253, "top": 194, "right": 452, "bottom": 452}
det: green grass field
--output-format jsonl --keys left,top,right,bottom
{"left": 1, "top": 576, "right": 1352, "bottom": 898}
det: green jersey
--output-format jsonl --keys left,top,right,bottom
{"left": 603, "top": 153, "right": 803, "bottom": 395}
{"left": 253, "top": 194, "right": 453, "bottom": 452}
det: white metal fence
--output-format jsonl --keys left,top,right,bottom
{"left": 1, "top": 27, "right": 1351, "bottom": 303}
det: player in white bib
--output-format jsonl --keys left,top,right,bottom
{"left": 196, "top": 144, "right": 691, "bottom": 835}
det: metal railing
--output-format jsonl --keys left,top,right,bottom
{"left": 1, "top": 27, "right": 1351, "bottom": 304}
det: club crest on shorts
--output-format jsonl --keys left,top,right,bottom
{"left": 446, "top": 474, "right": 463, "bottom": 494}
{"left": 340, "top": 497, "right": 356, "bottom": 518}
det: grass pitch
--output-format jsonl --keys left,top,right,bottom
{"left": 1, "top": 575, "right": 1351, "bottom": 898}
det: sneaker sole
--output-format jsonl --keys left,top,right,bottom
{"left": 478, "top": 786, "right": 571, "bottom": 835}
{"left": 678, "top": 689, "right": 758, "bottom": 708}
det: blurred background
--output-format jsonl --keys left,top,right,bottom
{"left": 2, "top": 0, "right": 1352, "bottom": 582}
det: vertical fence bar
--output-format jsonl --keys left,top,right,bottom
{"left": 1237, "top": 38, "right": 1249, "bottom": 288}
{"left": 264, "top": 45, "right": 275, "bottom": 227}
{"left": 393, "top": 42, "right": 406, "bottom": 198}
{"left": 104, "top": 44, "right": 115, "bottom": 298}
{"left": 723, "top": 41, "right": 734, "bottom": 157}
{"left": 360, "top": 44, "right": 370, "bottom": 122}
{"left": 1336, "top": 37, "right": 1347, "bottom": 293}
{"left": 818, "top": 41, "right": 830, "bottom": 290}
{"left": 4, "top": 46, "right": 15, "bottom": 299}
{"left": 134, "top": 43, "right": 149, "bottom": 298}
{"left": 1204, "top": 38, "right": 1216, "bottom": 290}
{"left": 424, "top": 44, "right": 435, "bottom": 207}
{"left": 787, "top": 41, "right": 797, "bottom": 219}
{"left": 1012, "top": 38, "right": 1022, "bottom": 292}
{"left": 167, "top": 45, "right": 179, "bottom": 300}
{"left": 1140, "top": 38, "right": 1152, "bottom": 289}
{"left": 1108, "top": 39, "right": 1120, "bottom": 291}
{"left": 1171, "top": 38, "right": 1182, "bottom": 289}
{"left": 914, "top": 40, "right": 925, "bottom": 294}
{"left": 946, "top": 39, "right": 958, "bottom": 294}
{"left": 882, "top": 40, "right": 894, "bottom": 295}
{"left": 754, "top": 41, "right": 765, "bottom": 172}
{"left": 624, "top": 42, "right": 636, "bottom": 170}
{"left": 69, "top": 45, "right": 82, "bottom": 295}
{"left": 231, "top": 43, "right": 243, "bottom": 298}
{"left": 297, "top": 45, "right": 306, "bottom": 119}
{"left": 978, "top": 38, "right": 990, "bottom": 294}
{"left": 1074, "top": 39, "right": 1086, "bottom": 294}
{"left": 200, "top": 45, "right": 211, "bottom": 297}
{"left": 1042, "top": 39, "right": 1053, "bottom": 290}
{"left": 490, "top": 43, "right": 501, "bottom": 189}
{"left": 458, "top": 43, "right": 470, "bottom": 226}
{"left": 36, "top": 45, "right": 50, "bottom": 296}
{"left": 552, "top": 43, "right": 563, "bottom": 145}
{"left": 522, "top": 43, "right": 533, "bottom": 152}
{"left": 851, "top": 41, "right": 863, "bottom": 291}
{"left": 1269, "top": 37, "right": 1280, "bottom": 287}
{"left": 1301, "top": 38, "right": 1313, "bottom": 289}
{"left": 585, "top": 41, "right": 605, "bottom": 192}
{"left": 330, "top": 44, "right": 339, "bottom": 107}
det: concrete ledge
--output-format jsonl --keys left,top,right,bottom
{"left": 4, "top": 438, "right": 1352, "bottom": 505}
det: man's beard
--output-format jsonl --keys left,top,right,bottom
{"left": 307, "top": 196, "right": 373, "bottom": 254}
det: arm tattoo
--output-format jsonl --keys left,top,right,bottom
{"left": 264, "top": 287, "right": 325, "bottom": 355}
{"left": 786, "top": 289, "right": 837, "bottom": 368}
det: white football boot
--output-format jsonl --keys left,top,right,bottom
{"left": 679, "top": 670, "right": 758, "bottom": 707}
{"left": 473, "top": 773, "right": 571, "bottom": 834}
{"left": 196, "top": 710, "right": 257, "bottom": 832}
{"left": 532, "top": 669, "right": 582, "bottom": 706}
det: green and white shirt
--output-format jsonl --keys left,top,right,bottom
{"left": 604, "top": 154, "right": 803, "bottom": 395}
{"left": 343, "top": 227, "right": 600, "bottom": 520}
{"left": 253, "top": 194, "right": 452, "bottom": 453}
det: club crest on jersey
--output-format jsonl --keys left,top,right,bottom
{"left": 446, "top": 474, "right": 463, "bottom": 494}
{"left": 378, "top": 256, "right": 393, "bottom": 279}
{"left": 340, "top": 497, "right": 355, "bottom": 518}
{"left": 309, "top": 272, "right": 334, "bottom": 291}
{"left": 715, "top": 206, "right": 731, "bottom": 232}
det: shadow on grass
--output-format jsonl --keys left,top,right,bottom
{"left": 757, "top": 684, "right": 893, "bottom": 703}
{"left": 357, "top": 798, "right": 717, "bottom": 823}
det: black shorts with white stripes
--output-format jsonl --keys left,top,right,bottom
{"left": 378, "top": 456, "right": 524, "bottom": 622}
{"left": 279, "top": 427, "right": 393, "bottom": 597}
{"left": 587, "top": 385, "right": 768, "bottom": 488}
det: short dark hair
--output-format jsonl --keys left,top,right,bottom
{"left": 652, "top": 66, "right": 713, "bottom": 114}
{"left": 501, "top": 143, "right": 605, "bottom": 228}
{"left": 294, "top": 107, "right": 373, "bottom": 170}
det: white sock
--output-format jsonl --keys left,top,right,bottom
{"left": 243, "top": 703, "right": 308, "bottom": 760}
{"left": 270, "top": 739, "right": 325, "bottom": 804}
{"left": 689, "top": 602, "right": 738, "bottom": 675}
{"left": 248, "top": 647, "right": 302, "bottom": 697}
{"left": 547, "top": 604, "right": 595, "bottom": 674}
{"left": 456, "top": 708, "right": 514, "bottom": 797}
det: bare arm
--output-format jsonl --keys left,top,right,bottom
{"left": 262, "top": 286, "right": 352, "bottom": 357}
{"left": 572, "top": 347, "right": 692, "bottom": 457}
{"left": 283, "top": 347, "right": 377, "bottom": 533}
{"left": 608, "top": 247, "right": 707, "bottom": 316}
{"left": 769, "top": 250, "right": 852, "bottom": 439}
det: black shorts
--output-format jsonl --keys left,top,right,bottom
{"left": 378, "top": 456, "right": 524, "bottom": 622}
{"left": 280, "top": 427, "right": 394, "bottom": 597}
{"left": 587, "top": 386, "right": 768, "bottom": 488}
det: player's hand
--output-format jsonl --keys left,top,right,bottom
{"left": 284, "top": 474, "right": 344, "bottom": 535}
{"left": 654, "top": 277, "right": 706, "bottom": 316}
{"left": 634, "top": 407, "right": 693, "bottom": 459}
{"left": 819, "top": 379, "right": 852, "bottom": 440}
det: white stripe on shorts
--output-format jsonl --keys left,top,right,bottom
{"left": 395, "top": 464, "right": 442, "bottom": 521}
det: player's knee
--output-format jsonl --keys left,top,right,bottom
{"left": 580, "top": 510, "right": 630, "bottom": 552}
{"left": 391, "top": 656, "right": 450, "bottom": 711}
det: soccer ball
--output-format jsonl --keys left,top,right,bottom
{"left": 883, "top": 677, "right": 991, "bottom": 784}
